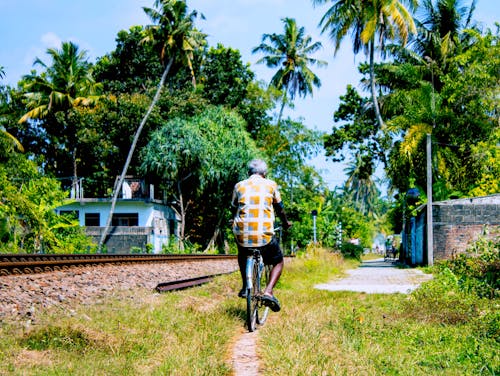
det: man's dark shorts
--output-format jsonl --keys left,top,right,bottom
{"left": 237, "top": 236, "right": 284, "bottom": 266}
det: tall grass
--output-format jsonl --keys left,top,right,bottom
{"left": 0, "top": 246, "right": 498, "bottom": 375}
{"left": 0, "top": 277, "right": 244, "bottom": 375}
{"left": 258, "top": 248, "right": 499, "bottom": 375}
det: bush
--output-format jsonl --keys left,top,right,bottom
{"left": 403, "top": 267, "right": 480, "bottom": 324}
{"left": 340, "top": 242, "right": 363, "bottom": 260}
{"left": 440, "top": 235, "right": 500, "bottom": 299}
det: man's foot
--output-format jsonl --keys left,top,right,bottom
{"left": 260, "top": 294, "right": 281, "bottom": 312}
{"left": 238, "top": 288, "right": 247, "bottom": 298}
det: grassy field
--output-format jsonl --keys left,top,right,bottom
{"left": 0, "top": 249, "right": 498, "bottom": 375}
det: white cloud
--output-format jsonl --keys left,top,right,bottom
{"left": 41, "top": 32, "right": 61, "bottom": 49}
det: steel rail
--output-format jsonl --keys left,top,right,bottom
{"left": 155, "top": 275, "right": 219, "bottom": 292}
{"left": 0, "top": 254, "right": 237, "bottom": 276}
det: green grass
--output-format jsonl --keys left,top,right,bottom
{"left": 258, "top": 250, "right": 499, "bottom": 375}
{"left": 0, "top": 249, "right": 498, "bottom": 375}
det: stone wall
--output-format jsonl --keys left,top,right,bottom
{"left": 432, "top": 197, "right": 500, "bottom": 260}
{"left": 86, "top": 226, "right": 152, "bottom": 253}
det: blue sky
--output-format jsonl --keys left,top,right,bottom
{"left": 0, "top": 0, "right": 498, "bottom": 189}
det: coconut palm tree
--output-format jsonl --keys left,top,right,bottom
{"left": 18, "top": 41, "right": 101, "bottom": 184}
{"left": 312, "top": 0, "right": 417, "bottom": 128}
{"left": 344, "top": 152, "right": 380, "bottom": 216}
{"left": 98, "top": 0, "right": 206, "bottom": 250}
{"left": 142, "top": 0, "right": 206, "bottom": 88}
{"left": 19, "top": 42, "right": 101, "bottom": 122}
{"left": 409, "top": 0, "right": 478, "bottom": 82}
{"left": 252, "top": 17, "right": 327, "bottom": 126}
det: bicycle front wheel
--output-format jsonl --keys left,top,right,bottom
{"left": 256, "top": 265, "right": 271, "bottom": 325}
{"left": 246, "top": 258, "right": 258, "bottom": 332}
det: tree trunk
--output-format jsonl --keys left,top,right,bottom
{"left": 369, "top": 39, "right": 385, "bottom": 129}
{"left": 276, "top": 91, "right": 288, "bottom": 127}
{"left": 177, "top": 180, "right": 186, "bottom": 252}
{"left": 98, "top": 59, "right": 174, "bottom": 252}
{"left": 72, "top": 146, "right": 78, "bottom": 198}
{"left": 204, "top": 213, "right": 224, "bottom": 253}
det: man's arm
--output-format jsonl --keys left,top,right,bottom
{"left": 273, "top": 201, "right": 292, "bottom": 230}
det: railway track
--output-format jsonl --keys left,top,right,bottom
{"left": 0, "top": 253, "right": 237, "bottom": 276}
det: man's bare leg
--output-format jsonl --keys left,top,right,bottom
{"left": 263, "top": 259, "right": 283, "bottom": 297}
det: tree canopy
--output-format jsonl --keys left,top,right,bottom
{"left": 0, "top": 0, "right": 497, "bottom": 254}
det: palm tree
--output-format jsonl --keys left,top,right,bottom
{"left": 19, "top": 42, "right": 101, "bottom": 122}
{"left": 344, "top": 152, "right": 379, "bottom": 216}
{"left": 410, "top": 0, "right": 478, "bottom": 82}
{"left": 1, "top": 74, "right": 24, "bottom": 151}
{"left": 252, "top": 17, "right": 327, "bottom": 126}
{"left": 98, "top": 0, "right": 205, "bottom": 250}
{"left": 312, "top": 0, "right": 417, "bottom": 128}
{"left": 18, "top": 41, "right": 101, "bottom": 185}
{"left": 142, "top": 0, "right": 206, "bottom": 87}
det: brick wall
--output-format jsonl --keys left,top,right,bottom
{"left": 432, "top": 200, "right": 500, "bottom": 260}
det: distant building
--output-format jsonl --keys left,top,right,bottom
{"left": 56, "top": 177, "right": 179, "bottom": 253}
{"left": 402, "top": 194, "right": 500, "bottom": 265}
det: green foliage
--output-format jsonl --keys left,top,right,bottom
{"left": 324, "top": 85, "right": 382, "bottom": 163}
{"left": 252, "top": 17, "right": 327, "bottom": 125}
{"left": 404, "top": 267, "right": 481, "bottom": 324}
{"left": 93, "top": 25, "right": 163, "bottom": 93}
{"left": 383, "top": 26, "right": 499, "bottom": 200}
{"left": 403, "top": 234, "right": 499, "bottom": 339}
{"left": 252, "top": 17, "right": 327, "bottom": 102}
{"left": 439, "top": 234, "right": 500, "bottom": 299}
{"left": 69, "top": 93, "right": 163, "bottom": 197}
{"left": 200, "top": 44, "right": 254, "bottom": 108}
{"left": 21, "top": 326, "right": 91, "bottom": 352}
{"left": 141, "top": 105, "right": 260, "bottom": 248}
{"left": 0, "top": 153, "right": 93, "bottom": 253}
{"left": 54, "top": 225, "right": 97, "bottom": 254}
{"left": 340, "top": 241, "right": 364, "bottom": 260}
{"left": 468, "top": 127, "right": 500, "bottom": 197}
{"left": 142, "top": 0, "right": 206, "bottom": 83}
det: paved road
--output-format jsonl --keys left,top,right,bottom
{"left": 315, "top": 258, "right": 433, "bottom": 294}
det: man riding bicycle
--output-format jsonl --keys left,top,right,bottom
{"left": 232, "top": 159, "right": 292, "bottom": 312}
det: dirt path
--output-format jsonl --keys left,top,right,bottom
{"left": 315, "top": 258, "right": 433, "bottom": 294}
{"left": 230, "top": 329, "right": 260, "bottom": 376}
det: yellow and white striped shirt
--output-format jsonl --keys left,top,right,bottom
{"left": 232, "top": 174, "right": 282, "bottom": 247}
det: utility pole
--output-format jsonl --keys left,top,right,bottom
{"left": 426, "top": 134, "right": 434, "bottom": 266}
{"left": 311, "top": 210, "right": 317, "bottom": 246}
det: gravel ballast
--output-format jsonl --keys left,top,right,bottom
{"left": 0, "top": 259, "right": 238, "bottom": 323}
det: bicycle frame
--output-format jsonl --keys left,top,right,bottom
{"left": 245, "top": 250, "right": 262, "bottom": 291}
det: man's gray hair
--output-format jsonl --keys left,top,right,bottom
{"left": 248, "top": 159, "right": 268, "bottom": 176}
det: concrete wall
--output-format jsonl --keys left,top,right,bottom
{"left": 402, "top": 194, "right": 500, "bottom": 264}
{"left": 432, "top": 196, "right": 500, "bottom": 260}
{"left": 85, "top": 227, "right": 151, "bottom": 253}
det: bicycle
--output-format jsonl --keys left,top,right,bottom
{"left": 245, "top": 246, "right": 271, "bottom": 332}
{"left": 244, "top": 227, "right": 282, "bottom": 332}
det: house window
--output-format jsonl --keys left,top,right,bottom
{"left": 60, "top": 210, "right": 79, "bottom": 220}
{"left": 85, "top": 213, "right": 100, "bottom": 226}
{"left": 112, "top": 213, "right": 139, "bottom": 226}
